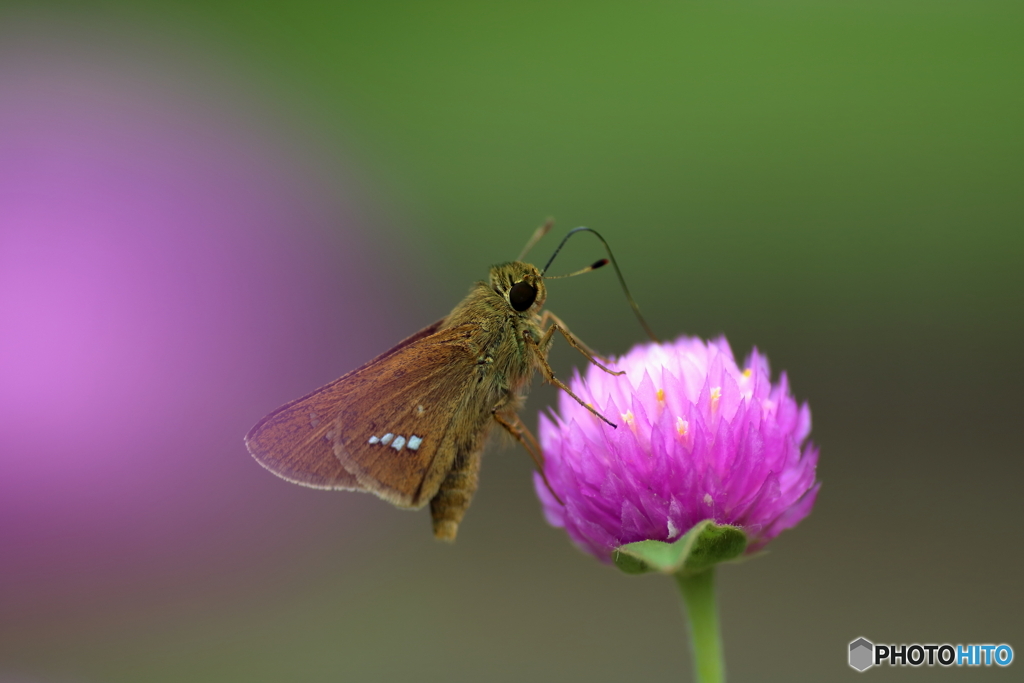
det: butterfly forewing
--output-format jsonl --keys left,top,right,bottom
{"left": 332, "top": 324, "right": 479, "bottom": 507}
{"left": 246, "top": 322, "right": 478, "bottom": 508}
{"left": 246, "top": 319, "right": 445, "bottom": 489}
{"left": 245, "top": 377, "right": 363, "bottom": 490}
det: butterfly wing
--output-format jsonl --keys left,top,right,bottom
{"left": 245, "top": 321, "right": 479, "bottom": 508}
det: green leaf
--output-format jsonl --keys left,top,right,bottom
{"left": 613, "top": 521, "right": 748, "bottom": 577}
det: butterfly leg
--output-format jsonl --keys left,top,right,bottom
{"left": 493, "top": 409, "right": 543, "bottom": 468}
{"left": 523, "top": 331, "right": 618, "bottom": 429}
{"left": 429, "top": 444, "right": 482, "bottom": 542}
{"left": 493, "top": 409, "right": 566, "bottom": 506}
{"left": 539, "top": 310, "right": 624, "bottom": 377}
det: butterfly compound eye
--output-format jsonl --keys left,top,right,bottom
{"left": 509, "top": 281, "right": 538, "bottom": 312}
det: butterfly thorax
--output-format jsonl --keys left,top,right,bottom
{"left": 439, "top": 261, "right": 546, "bottom": 411}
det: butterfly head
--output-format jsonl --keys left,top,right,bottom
{"left": 490, "top": 261, "right": 546, "bottom": 314}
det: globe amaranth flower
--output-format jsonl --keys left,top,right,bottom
{"left": 534, "top": 335, "right": 820, "bottom": 561}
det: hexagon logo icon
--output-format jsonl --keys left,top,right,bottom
{"left": 849, "top": 637, "right": 874, "bottom": 671}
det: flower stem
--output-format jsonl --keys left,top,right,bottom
{"left": 675, "top": 568, "right": 724, "bottom": 683}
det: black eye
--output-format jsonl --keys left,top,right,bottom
{"left": 508, "top": 281, "right": 537, "bottom": 312}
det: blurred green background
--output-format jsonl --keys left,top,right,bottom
{"left": 1, "top": 1, "right": 1021, "bottom": 681}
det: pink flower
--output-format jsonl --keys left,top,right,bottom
{"left": 535, "top": 335, "right": 820, "bottom": 562}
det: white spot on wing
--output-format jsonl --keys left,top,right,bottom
{"left": 368, "top": 436, "right": 380, "bottom": 444}
{"left": 416, "top": 404, "right": 425, "bottom": 416}
{"left": 391, "top": 436, "right": 406, "bottom": 451}
{"left": 309, "top": 412, "right": 320, "bottom": 428}
{"left": 407, "top": 435, "right": 422, "bottom": 451}
{"left": 380, "top": 433, "right": 393, "bottom": 445}
{"left": 325, "top": 430, "right": 336, "bottom": 442}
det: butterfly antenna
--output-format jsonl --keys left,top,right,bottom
{"left": 542, "top": 226, "right": 658, "bottom": 342}
{"left": 544, "top": 258, "right": 609, "bottom": 279}
{"left": 517, "top": 218, "right": 554, "bottom": 261}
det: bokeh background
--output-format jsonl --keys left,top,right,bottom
{"left": 1, "top": 2, "right": 1021, "bottom": 681}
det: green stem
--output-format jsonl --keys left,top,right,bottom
{"left": 675, "top": 568, "right": 724, "bottom": 683}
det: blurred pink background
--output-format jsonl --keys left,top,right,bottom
{"left": 0, "top": 34, "right": 409, "bottom": 626}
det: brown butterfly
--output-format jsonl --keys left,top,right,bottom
{"left": 245, "top": 222, "right": 654, "bottom": 541}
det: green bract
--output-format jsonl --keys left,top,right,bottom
{"left": 613, "top": 521, "right": 748, "bottom": 577}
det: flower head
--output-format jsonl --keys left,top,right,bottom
{"left": 535, "top": 335, "right": 820, "bottom": 562}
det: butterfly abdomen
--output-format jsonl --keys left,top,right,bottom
{"left": 429, "top": 441, "right": 484, "bottom": 541}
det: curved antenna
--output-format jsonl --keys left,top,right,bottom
{"left": 544, "top": 258, "right": 608, "bottom": 280}
{"left": 542, "top": 227, "right": 658, "bottom": 342}
{"left": 517, "top": 218, "right": 554, "bottom": 262}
